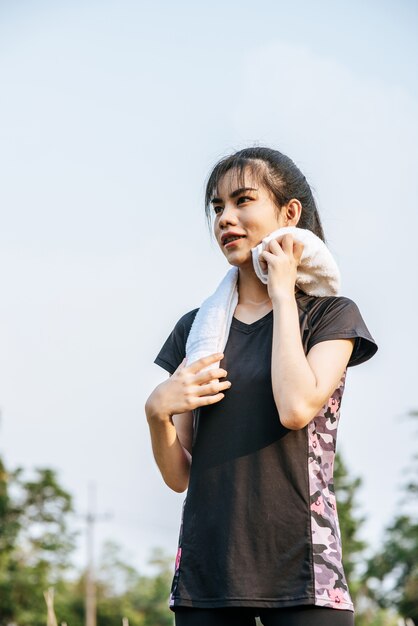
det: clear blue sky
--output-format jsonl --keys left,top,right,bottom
{"left": 0, "top": 0, "right": 417, "bottom": 574}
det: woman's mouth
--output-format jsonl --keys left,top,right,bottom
{"left": 223, "top": 235, "right": 246, "bottom": 248}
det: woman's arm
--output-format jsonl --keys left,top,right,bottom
{"left": 260, "top": 234, "right": 354, "bottom": 430}
{"left": 145, "top": 353, "right": 230, "bottom": 492}
{"left": 146, "top": 408, "right": 193, "bottom": 493}
{"left": 271, "top": 294, "right": 354, "bottom": 429}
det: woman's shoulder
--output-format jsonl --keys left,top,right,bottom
{"left": 296, "top": 291, "right": 369, "bottom": 332}
{"left": 296, "top": 291, "right": 378, "bottom": 366}
{"left": 165, "top": 307, "right": 201, "bottom": 351}
{"left": 154, "top": 308, "right": 200, "bottom": 374}
{"left": 296, "top": 290, "right": 359, "bottom": 317}
{"left": 173, "top": 307, "right": 200, "bottom": 333}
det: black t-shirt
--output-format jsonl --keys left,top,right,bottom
{"left": 154, "top": 291, "right": 377, "bottom": 612}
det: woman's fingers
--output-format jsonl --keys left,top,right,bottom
{"left": 157, "top": 353, "right": 230, "bottom": 416}
{"left": 267, "top": 238, "right": 285, "bottom": 254}
{"left": 187, "top": 352, "right": 224, "bottom": 374}
{"left": 194, "top": 367, "right": 228, "bottom": 385}
{"left": 293, "top": 241, "right": 304, "bottom": 263}
{"left": 268, "top": 235, "right": 304, "bottom": 264}
{"left": 280, "top": 233, "right": 294, "bottom": 253}
{"left": 199, "top": 392, "right": 225, "bottom": 406}
{"left": 258, "top": 247, "right": 280, "bottom": 266}
{"left": 195, "top": 379, "right": 232, "bottom": 397}
{"left": 268, "top": 234, "right": 293, "bottom": 254}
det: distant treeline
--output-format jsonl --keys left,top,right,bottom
{"left": 0, "top": 437, "right": 417, "bottom": 625}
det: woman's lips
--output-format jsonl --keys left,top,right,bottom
{"left": 224, "top": 236, "right": 246, "bottom": 248}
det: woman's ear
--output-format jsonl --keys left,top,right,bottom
{"left": 284, "top": 199, "right": 302, "bottom": 226}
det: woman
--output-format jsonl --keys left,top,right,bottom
{"left": 145, "top": 147, "right": 377, "bottom": 626}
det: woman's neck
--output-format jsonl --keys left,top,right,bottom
{"left": 237, "top": 266, "right": 270, "bottom": 306}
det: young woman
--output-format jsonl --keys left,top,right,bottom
{"left": 145, "top": 147, "right": 378, "bottom": 626}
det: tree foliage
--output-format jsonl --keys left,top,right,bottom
{"left": 333, "top": 452, "right": 407, "bottom": 626}
{"left": 364, "top": 411, "right": 418, "bottom": 624}
{"left": 0, "top": 458, "right": 76, "bottom": 626}
{"left": 334, "top": 451, "right": 367, "bottom": 589}
{"left": 0, "top": 454, "right": 175, "bottom": 625}
{"left": 1, "top": 443, "right": 416, "bottom": 625}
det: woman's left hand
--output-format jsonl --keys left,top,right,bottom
{"left": 259, "top": 234, "right": 304, "bottom": 302}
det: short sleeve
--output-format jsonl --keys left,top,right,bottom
{"left": 307, "top": 297, "right": 378, "bottom": 367}
{"left": 154, "top": 308, "right": 199, "bottom": 374}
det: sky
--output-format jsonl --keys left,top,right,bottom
{"left": 0, "top": 0, "right": 417, "bottom": 576}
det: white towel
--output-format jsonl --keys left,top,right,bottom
{"left": 252, "top": 227, "right": 340, "bottom": 295}
{"left": 185, "top": 227, "right": 340, "bottom": 369}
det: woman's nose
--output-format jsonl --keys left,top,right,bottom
{"left": 219, "top": 203, "right": 238, "bottom": 228}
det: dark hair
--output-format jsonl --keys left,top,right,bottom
{"left": 204, "top": 146, "right": 325, "bottom": 242}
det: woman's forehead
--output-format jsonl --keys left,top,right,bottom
{"left": 215, "top": 166, "right": 262, "bottom": 197}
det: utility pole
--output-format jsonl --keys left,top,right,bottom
{"left": 84, "top": 483, "right": 110, "bottom": 626}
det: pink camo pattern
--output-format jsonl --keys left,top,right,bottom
{"left": 308, "top": 371, "right": 354, "bottom": 611}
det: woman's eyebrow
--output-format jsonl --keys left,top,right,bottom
{"left": 210, "top": 187, "right": 258, "bottom": 204}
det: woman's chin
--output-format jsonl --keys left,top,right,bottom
{"left": 225, "top": 253, "right": 253, "bottom": 269}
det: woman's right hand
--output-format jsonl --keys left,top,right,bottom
{"left": 145, "top": 353, "right": 231, "bottom": 421}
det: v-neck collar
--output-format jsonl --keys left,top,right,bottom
{"left": 231, "top": 310, "right": 273, "bottom": 333}
{"left": 231, "top": 290, "right": 306, "bottom": 333}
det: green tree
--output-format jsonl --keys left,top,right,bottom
{"left": 0, "top": 458, "right": 21, "bottom": 622}
{"left": 366, "top": 515, "right": 418, "bottom": 622}
{"left": 334, "top": 451, "right": 367, "bottom": 591}
{"left": 96, "top": 543, "right": 174, "bottom": 626}
{"left": 95, "top": 540, "right": 146, "bottom": 626}
{"left": 0, "top": 454, "right": 176, "bottom": 626}
{"left": 0, "top": 457, "right": 76, "bottom": 626}
{"left": 53, "top": 541, "right": 175, "bottom": 626}
{"left": 334, "top": 452, "right": 404, "bottom": 626}
{"left": 364, "top": 412, "right": 418, "bottom": 624}
{"left": 130, "top": 547, "right": 175, "bottom": 626}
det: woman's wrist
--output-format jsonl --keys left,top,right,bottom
{"left": 145, "top": 391, "right": 172, "bottom": 425}
{"left": 270, "top": 289, "right": 297, "bottom": 308}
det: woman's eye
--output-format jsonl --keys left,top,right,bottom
{"left": 237, "top": 196, "right": 252, "bottom": 204}
{"left": 213, "top": 206, "right": 223, "bottom": 215}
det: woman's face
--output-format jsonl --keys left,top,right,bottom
{"left": 211, "top": 168, "right": 288, "bottom": 268}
